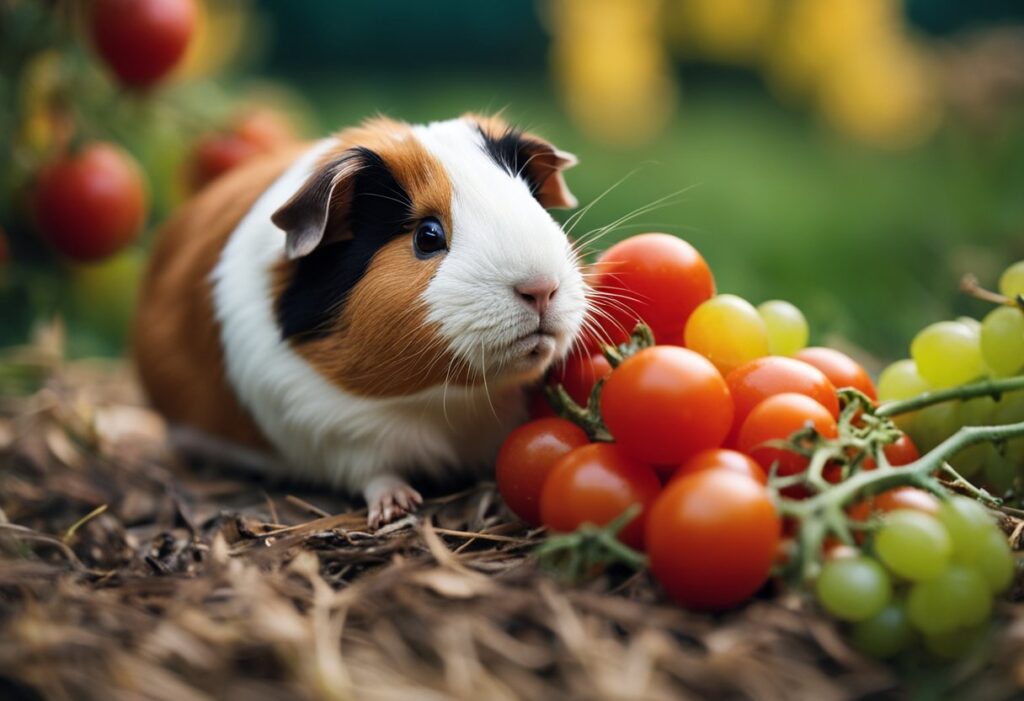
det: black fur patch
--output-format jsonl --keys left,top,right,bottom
{"left": 478, "top": 126, "right": 541, "bottom": 197}
{"left": 276, "top": 148, "right": 413, "bottom": 341}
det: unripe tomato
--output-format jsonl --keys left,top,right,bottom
{"left": 33, "top": 143, "right": 147, "bottom": 262}
{"left": 646, "top": 470, "right": 781, "bottom": 609}
{"left": 601, "top": 346, "right": 733, "bottom": 466}
{"left": 496, "top": 418, "right": 589, "bottom": 525}
{"left": 795, "top": 347, "right": 877, "bottom": 401}
{"left": 737, "top": 393, "right": 839, "bottom": 475}
{"left": 582, "top": 233, "right": 715, "bottom": 348}
{"left": 540, "top": 443, "right": 661, "bottom": 549}
{"left": 91, "top": 0, "right": 197, "bottom": 86}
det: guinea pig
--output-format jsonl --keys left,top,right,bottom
{"left": 133, "top": 114, "right": 587, "bottom": 527}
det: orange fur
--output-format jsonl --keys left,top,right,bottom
{"left": 133, "top": 146, "right": 306, "bottom": 450}
{"left": 273, "top": 119, "right": 468, "bottom": 397}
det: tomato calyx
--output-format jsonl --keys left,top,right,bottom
{"left": 535, "top": 504, "right": 648, "bottom": 583}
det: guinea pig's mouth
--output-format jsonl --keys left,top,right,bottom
{"left": 509, "top": 331, "right": 558, "bottom": 361}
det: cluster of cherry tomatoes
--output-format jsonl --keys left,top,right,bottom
{"left": 28, "top": 0, "right": 293, "bottom": 264}
{"left": 498, "top": 233, "right": 919, "bottom": 610}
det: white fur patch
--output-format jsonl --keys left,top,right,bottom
{"left": 413, "top": 119, "right": 587, "bottom": 381}
{"left": 211, "top": 138, "right": 526, "bottom": 493}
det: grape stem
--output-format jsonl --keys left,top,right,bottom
{"left": 876, "top": 375, "right": 1024, "bottom": 418}
{"left": 776, "top": 420, "right": 1024, "bottom": 582}
{"left": 961, "top": 274, "right": 1024, "bottom": 312}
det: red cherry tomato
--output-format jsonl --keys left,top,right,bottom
{"left": 737, "top": 393, "right": 838, "bottom": 475}
{"left": 549, "top": 352, "right": 613, "bottom": 406}
{"left": 882, "top": 432, "right": 920, "bottom": 466}
{"left": 91, "top": 0, "right": 197, "bottom": 86}
{"left": 794, "top": 347, "right": 877, "bottom": 401}
{"left": 496, "top": 418, "right": 589, "bottom": 525}
{"left": 646, "top": 470, "right": 781, "bottom": 609}
{"left": 540, "top": 443, "right": 661, "bottom": 549}
{"left": 601, "top": 346, "right": 733, "bottom": 466}
{"left": 582, "top": 234, "right": 715, "bottom": 349}
{"left": 189, "top": 110, "right": 297, "bottom": 191}
{"left": 726, "top": 356, "right": 839, "bottom": 437}
{"left": 852, "top": 432, "right": 921, "bottom": 472}
{"left": 33, "top": 143, "right": 147, "bottom": 262}
{"left": 671, "top": 448, "right": 767, "bottom": 485}
{"left": 528, "top": 389, "right": 556, "bottom": 419}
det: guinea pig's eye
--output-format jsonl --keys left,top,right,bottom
{"left": 413, "top": 217, "right": 447, "bottom": 258}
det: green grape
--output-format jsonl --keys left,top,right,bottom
{"left": 877, "top": 359, "right": 932, "bottom": 403}
{"left": 1000, "top": 260, "right": 1024, "bottom": 299}
{"left": 875, "top": 510, "right": 952, "bottom": 581}
{"left": 992, "top": 390, "right": 1024, "bottom": 464}
{"left": 907, "top": 565, "right": 992, "bottom": 634}
{"left": 974, "top": 527, "right": 1015, "bottom": 594}
{"left": 877, "top": 359, "right": 932, "bottom": 431}
{"left": 683, "top": 294, "right": 770, "bottom": 375}
{"left": 757, "top": 300, "right": 809, "bottom": 356}
{"left": 924, "top": 625, "right": 988, "bottom": 659}
{"left": 980, "top": 306, "right": 1024, "bottom": 377}
{"left": 957, "top": 316, "right": 982, "bottom": 334}
{"left": 910, "top": 321, "right": 984, "bottom": 389}
{"left": 947, "top": 396, "right": 998, "bottom": 477}
{"left": 907, "top": 401, "right": 959, "bottom": 454}
{"left": 937, "top": 496, "right": 994, "bottom": 561}
{"left": 982, "top": 443, "right": 1018, "bottom": 495}
{"left": 816, "top": 556, "right": 892, "bottom": 622}
{"left": 850, "top": 601, "right": 916, "bottom": 659}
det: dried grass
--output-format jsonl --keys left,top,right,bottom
{"left": 2, "top": 354, "right": 1023, "bottom": 700}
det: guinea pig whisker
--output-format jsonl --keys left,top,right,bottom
{"left": 563, "top": 167, "right": 647, "bottom": 235}
{"left": 570, "top": 187, "right": 696, "bottom": 255}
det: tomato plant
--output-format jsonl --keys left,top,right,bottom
{"left": 736, "top": 393, "right": 839, "bottom": 475}
{"left": 32, "top": 143, "right": 147, "bottom": 262}
{"left": 646, "top": 469, "right": 781, "bottom": 609}
{"left": 540, "top": 443, "right": 661, "bottom": 549}
{"left": 670, "top": 448, "right": 767, "bottom": 485}
{"left": 601, "top": 346, "right": 733, "bottom": 465}
{"left": 90, "top": 0, "right": 197, "bottom": 87}
{"left": 795, "top": 347, "right": 877, "bottom": 401}
{"left": 496, "top": 418, "right": 589, "bottom": 525}
{"left": 583, "top": 234, "right": 714, "bottom": 348}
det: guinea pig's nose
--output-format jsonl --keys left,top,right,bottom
{"left": 514, "top": 276, "right": 559, "bottom": 316}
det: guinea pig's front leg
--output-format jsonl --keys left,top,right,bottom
{"left": 363, "top": 474, "right": 423, "bottom": 529}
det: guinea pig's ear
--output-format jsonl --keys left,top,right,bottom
{"left": 271, "top": 151, "right": 364, "bottom": 260}
{"left": 522, "top": 138, "right": 578, "bottom": 210}
{"left": 476, "top": 121, "right": 578, "bottom": 210}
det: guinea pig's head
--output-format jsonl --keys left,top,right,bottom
{"left": 270, "top": 114, "right": 586, "bottom": 397}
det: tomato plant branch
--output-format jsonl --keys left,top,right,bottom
{"left": 534, "top": 504, "right": 647, "bottom": 581}
{"left": 876, "top": 375, "right": 1024, "bottom": 418}
{"left": 776, "top": 420, "right": 1024, "bottom": 581}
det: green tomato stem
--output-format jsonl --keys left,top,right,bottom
{"left": 876, "top": 375, "right": 1024, "bottom": 418}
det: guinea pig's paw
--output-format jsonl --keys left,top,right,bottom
{"left": 364, "top": 474, "right": 424, "bottom": 530}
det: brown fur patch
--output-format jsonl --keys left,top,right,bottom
{"left": 133, "top": 145, "right": 308, "bottom": 451}
{"left": 272, "top": 119, "right": 471, "bottom": 397}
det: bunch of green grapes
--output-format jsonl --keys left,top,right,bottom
{"left": 815, "top": 496, "right": 1015, "bottom": 659}
{"left": 877, "top": 260, "right": 1024, "bottom": 491}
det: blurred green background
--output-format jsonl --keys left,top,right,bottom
{"left": 2, "top": 0, "right": 1023, "bottom": 368}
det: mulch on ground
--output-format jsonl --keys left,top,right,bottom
{"left": 2, "top": 338, "right": 1023, "bottom": 700}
